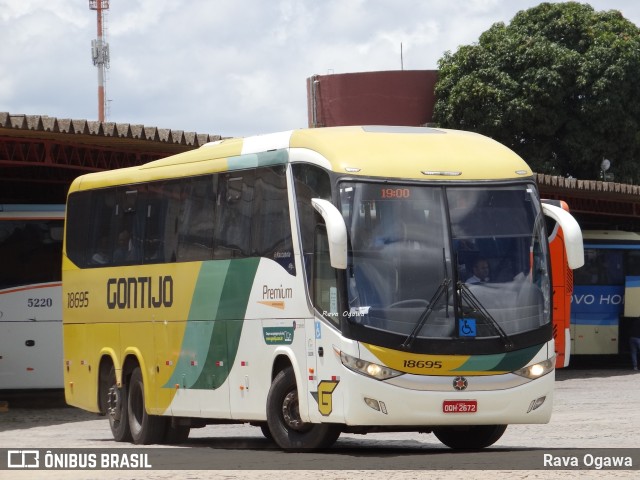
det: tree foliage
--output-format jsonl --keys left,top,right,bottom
{"left": 433, "top": 2, "right": 640, "bottom": 182}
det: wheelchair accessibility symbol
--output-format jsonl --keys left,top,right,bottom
{"left": 459, "top": 318, "right": 477, "bottom": 337}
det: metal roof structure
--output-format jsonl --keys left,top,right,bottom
{"left": 0, "top": 112, "right": 221, "bottom": 203}
{"left": 536, "top": 173, "right": 640, "bottom": 230}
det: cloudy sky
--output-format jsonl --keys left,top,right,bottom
{"left": 1, "top": 0, "right": 639, "bottom": 138}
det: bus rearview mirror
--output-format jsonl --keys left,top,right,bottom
{"left": 311, "top": 198, "right": 348, "bottom": 269}
{"left": 541, "top": 202, "right": 585, "bottom": 270}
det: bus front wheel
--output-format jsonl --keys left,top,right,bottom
{"left": 266, "top": 367, "right": 340, "bottom": 451}
{"left": 433, "top": 424, "right": 507, "bottom": 449}
{"left": 127, "top": 367, "right": 166, "bottom": 444}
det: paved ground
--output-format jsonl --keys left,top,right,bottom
{"left": 0, "top": 367, "right": 638, "bottom": 479}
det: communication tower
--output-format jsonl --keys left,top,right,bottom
{"left": 89, "top": 0, "right": 110, "bottom": 122}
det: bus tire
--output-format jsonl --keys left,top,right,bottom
{"left": 259, "top": 423, "right": 273, "bottom": 440}
{"left": 266, "top": 366, "right": 341, "bottom": 451}
{"left": 105, "top": 365, "right": 132, "bottom": 442}
{"left": 163, "top": 420, "right": 191, "bottom": 445}
{"left": 127, "top": 366, "right": 166, "bottom": 445}
{"left": 433, "top": 424, "right": 507, "bottom": 449}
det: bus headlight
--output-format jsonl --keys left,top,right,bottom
{"left": 335, "top": 348, "right": 403, "bottom": 380}
{"left": 514, "top": 357, "right": 555, "bottom": 379}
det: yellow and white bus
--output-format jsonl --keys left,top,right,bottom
{"left": 63, "top": 126, "right": 583, "bottom": 450}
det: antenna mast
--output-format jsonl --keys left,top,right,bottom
{"left": 89, "top": 0, "right": 110, "bottom": 122}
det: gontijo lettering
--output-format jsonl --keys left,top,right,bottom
{"left": 106, "top": 276, "right": 173, "bottom": 309}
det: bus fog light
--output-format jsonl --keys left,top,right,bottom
{"left": 364, "top": 397, "right": 380, "bottom": 411}
{"left": 363, "top": 398, "right": 388, "bottom": 414}
{"left": 527, "top": 396, "right": 546, "bottom": 413}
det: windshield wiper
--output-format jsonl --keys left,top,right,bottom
{"left": 457, "top": 281, "right": 513, "bottom": 350}
{"left": 400, "top": 278, "right": 451, "bottom": 351}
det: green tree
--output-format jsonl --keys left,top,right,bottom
{"left": 433, "top": 2, "right": 640, "bottom": 182}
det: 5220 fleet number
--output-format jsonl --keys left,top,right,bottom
{"left": 27, "top": 298, "right": 53, "bottom": 307}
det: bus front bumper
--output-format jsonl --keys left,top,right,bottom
{"left": 324, "top": 368, "right": 554, "bottom": 427}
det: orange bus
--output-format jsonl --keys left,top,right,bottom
{"left": 543, "top": 199, "right": 574, "bottom": 368}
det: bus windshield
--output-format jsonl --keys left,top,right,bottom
{"left": 339, "top": 182, "right": 550, "bottom": 352}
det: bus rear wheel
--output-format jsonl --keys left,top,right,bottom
{"left": 105, "top": 366, "right": 131, "bottom": 442}
{"left": 433, "top": 424, "right": 507, "bottom": 449}
{"left": 127, "top": 366, "right": 166, "bottom": 445}
{"left": 266, "top": 366, "right": 341, "bottom": 451}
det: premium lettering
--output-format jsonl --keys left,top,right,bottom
{"left": 107, "top": 276, "right": 173, "bottom": 309}
{"left": 263, "top": 284, "right": 293, "bottom": 300}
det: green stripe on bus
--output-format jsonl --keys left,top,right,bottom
{"left": 452, "top": 352, "right": 505, "bottom": 372}
{"left": 453, "top": 344, "right": 541, "bottom": 372}
{"left": 227, "top": 150, "right": 288, "bottom": 170}
{"left": 163, "top": 260, "right": 230, "bottom": 389}
{"left": 490, "top": 344, "right": 541, "bottom": 372}
{"left": 163, "top": 258, "right": 259, "bottom": 390}
{"left": 190, "top": 260, "right": 231, "bottom": 321}
{"left": 192, "top": 258, "right": 260, "bottom": 389}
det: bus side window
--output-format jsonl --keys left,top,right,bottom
{"left": 626, "top": 251, "right": 640, "bottom": 277}
{"left": 87, "top": 188, "right": 120, "bottom": 267}
{"left": 66, "top": 191, "right": 92, "bottom": 267}
{"left": 0, "top": 219, "right": 63, "bottom": 288}
{"left": 575, "top": 249, "right": 623, "bottom": 286}
{"left": 112, "top": 189, "right": 141, "bottom": 265}
{"left": 140, "top": 181, "right": 170, "bottom": 263}
{"left": 143, "top": 180, "right": 181, "bottom": 263}
{"left": 215, "top": 173, "right": 254, "bottom": 259}
{"left": 176, "top": 176, "right": 216, "bottom": 262}
{"left": 292, "top": 164, "right": 332, "bottom": 286}
{"left": 252, "top": 165, "right": 294, "bottom": 274}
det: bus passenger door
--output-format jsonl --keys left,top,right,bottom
{"left": 623, "top": 269, "right": 640, "bottom": 355}
{"left": 304, "top": 316, "right": 320, "bottom": 420}
{"left": 306, "top": 225, "right": 343, "bottom": 422}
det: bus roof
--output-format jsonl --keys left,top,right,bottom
{"left": 0, "top": 204, "right": 65, "bottom": 212}
{"left": 0, "top": 204, "right": 65, "bottom": 219}
{"left": 582, "top": 230, "right": 640, "bottom": 243}
{"left": 67, "top": 126, "right": 533, "bottom": 192}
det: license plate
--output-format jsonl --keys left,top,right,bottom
{"left": 442, "top": 400, "right": 477, "bottom": 413}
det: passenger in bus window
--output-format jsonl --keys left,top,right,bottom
{"left": 466, "top": 258, "right": 490, "bottom": 284}
{"left": 629, "top": 318, "right": 640, "bottom": 371}
{"left": 113, "top": 230, "right": 131, "bottom": 263}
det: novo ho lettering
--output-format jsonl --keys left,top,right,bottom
{"left": 572, "top": 293, "right": 623, "bottom": 305}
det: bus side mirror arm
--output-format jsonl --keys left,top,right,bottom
{"left": 311, "top": 198, "right": 348, "bottom": 270}
{"left": 541, "top": 203, "right": 585, "bottom": 270}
